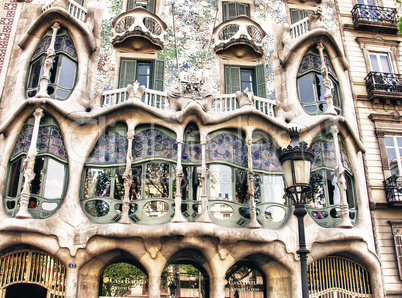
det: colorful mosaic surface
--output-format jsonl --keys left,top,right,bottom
{"left": 87, "top": 130, "right": 128, "bottom": 164}
{"left": 0, "top": 0, "right": 19, "bottom": 78}
{"left": 298, "top": 54, "right": 336, "bottom": 78}
{"left": 182, "top": 141, "right": 202, "bottom": 163}
{"left": 311, "top": 137, "right": 351, "bottom": 171}
{"left": 251, "top": 139, "right": 281, "bottom": 172}
{"left": 206, "top": 133, "right": 247, "bottom": 167}
{"left": 11, "top": 124, "right": 67, "bottom": 161}
{"left": 132, "top": 129, "right": 177, "bottom": 161}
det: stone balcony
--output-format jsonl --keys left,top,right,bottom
{"left": 42, "top": 0, "right": 88, "bottom": 23}
{"left": 364, "top": 71, "right": 402, "bottom": 104}
{"left": 212, "top": 16, "right": 266, "bottom": 60}
{"left": 112, "top": 7, "right": 167, "bottom": 52}
{"left": 384, "top": 175, "right": 402, "bottom": 207}
{"left": 351, "top": 4, "right": 398, "bottom": 34}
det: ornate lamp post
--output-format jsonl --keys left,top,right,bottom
{"left": 278, "top": 128, "right": 314, "bottom": 298}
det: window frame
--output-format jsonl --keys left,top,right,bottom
{"left": 126, "top": 0, "right": 156, "bottom": 13}
{"left": 224, "top": 64, "right": 266, "bottom": 98}
{"left": 222, "top": 2, "right": 250, "bottom": 21}
{"left": 25, "top": 29, "right": 78, "bottom": 100}
{"left": 369, "top": 52, "right": 392, "bottom": 73}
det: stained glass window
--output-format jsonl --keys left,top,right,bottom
{"left": 206, "top": 133, "right": 247, "bottom": 167}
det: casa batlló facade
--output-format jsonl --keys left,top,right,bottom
{"left": 0, "top": 0, "right": 399, "bottom": 297}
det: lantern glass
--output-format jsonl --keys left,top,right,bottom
{"left": 282, "top": 159, "right": 311, "bottom": 188}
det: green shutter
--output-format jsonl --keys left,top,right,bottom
{"left": 127, "top": 0, "right": 135, "bottom": 10}
{"left": 238, "top": 3, "right": 250, "bottom": 17}
{"left": 254, "top": 63, "right": 266, "bottom": 98}
{"left": 225, "top": 66, "right": 241, "bottom": 94}
{"left": 118, "top": 59, "right": 136, "bottom": 88}
{"left": 151, "top": 59, "right": 164, "bottom": 91}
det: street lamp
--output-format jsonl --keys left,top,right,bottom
{"left": 278, "top": 128, "right": 314, "bottom": 298}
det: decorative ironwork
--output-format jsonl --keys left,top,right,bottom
{"left": 308, "top": 256, "right": 372, "bottom": 297}
{"left": 365, "top": 72, "right": 402, "bottom": 94}
{"left": 384, "top": 175, "right": 402, "bottom": 203}
{"left": 218, "top": 24, "right": 240, "bottom": 41}
{"left": 351, "top": 4, "right": 397, "bottom": 25}
{"left": 0, "top": 249, "right": 66, "bottom": 297}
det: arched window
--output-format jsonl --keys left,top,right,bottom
{"left": 81, "top": 124, "right": 177, "bottom": 223}
{"left": 26, "top": 28, "right": 78, "bottom": 100}
{"left": 308, "top": 132, "right": 356, "bottom": 226}
{"left": 4, "top": 117, "right": 68, "bottom": 218}
{"left": 297, "top": 50, "right": 341, "bottom": 115}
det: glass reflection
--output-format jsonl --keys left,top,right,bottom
{"left": 44, "top": 159, "right": 65, "bottom": 199}
{"left": 209, "top": 164, "right": 232, "bottom": 200}
{"left": 261, "top": 175, "right": 285, "bottom": 204}
{"left": 145, "top": 163, "right": 169, "bottom": 198}
{"left": 210, "top": 203, "right": 233, "bottom": 219}
{"left": 85, "top": 200, "right": 110, "bottom": 217}
{"left": 144, "top": 201, "right": 169, "bottom": 217}
{"left": 264, "top": 206, "right": 285, "bottom": 222}
{"left": 83, "top": 168, "right": 112, "bottom": 199}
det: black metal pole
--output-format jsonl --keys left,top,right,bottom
{"left": 294, "top": 202, "right": 309, "bottom": 298}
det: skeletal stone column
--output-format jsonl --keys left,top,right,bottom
{"left": 245, "top": 132, "right": 261, "bottom": 229}
{"left": 317, "top": 42, "right": 337, "bottom": 116}
{"left": 171, "top": 140, "right": 187, "bottom": 223}
{"left": 119, "top": 129, "right": 134, "bottom": 224}
{"left": 196, "top": 140, "right": 212, "bottom": 223}
{"left": 16, "top": 108, "right": 44, "bottom": 219}
{"left": 36, "top": 22, "right": 60, "bottom": 98}
{"left": 330, "top": 124, "right": 352, "bottom": 228}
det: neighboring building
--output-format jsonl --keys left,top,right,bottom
{"left": 338, "top": 0, "right": 402, "bottom": 297}
{"left": 0, "top": 0, "right": 395, "bottom": 297}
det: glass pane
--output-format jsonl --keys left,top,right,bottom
{"left": 144, "top": 200, "right": 169, "bottom": 217}
{"left": 31, "top": 157, "right": 45, "bottom": 195}
{"left": 7, "top": 158, "right": 22, "bottom": 197}
{"left": 385, "top": 136, "right": 395, "bottom": 147}
{"left": 397, "top": 137, "right": 402, "bottom": 147}
{"left": 49, "top": 55, "right": 59, "bottom": 84}
{"left": 209, "top": 164, "right": 233, "bottom": 200}
{"left": 42, "top": 202, "right": 58, "bottom": 211}
{"left": 309, "top": 171, "right": 325, "bottom": 207}
{"left": 327, "top": 170, "right": 341, "bottom": 206}
{"left": 211, "top": 203, "right": 234, "bottom": 219}
{"left": 262, "top": 175, "right": 286, "bottom": 204}
{"left": 85, "top": 200, "right": 110, "bottom": 217}
{"left": 380, "top": 55, "right": 391, "bottom": 73}
{"left": 43, "top": 159, "right": 65, "bottom": 199}
{"left": 238, "top": 4, "right": 249, "bottom": 17}
{"left": 27, "top": 57, "right": 43, "bottom": 88}
{"left": 58, "top": 56, "right": 77, "bottom": 88}
{"left": 265, "top": 206, "right": 286, "bottom": 222}
{"left": 137, "top": 64, "right": 150, "bottom": 88}
{"left": 83, "top": 168, "right": 112, "bottom": 199}
{"left": 345, "top": 174, "right": 355, "bottom": 209}
{"left": 130, "top": 166, "right": 142, "bottom": 200}
{"left": 145, "top": 163, "right": 170, "bottom": 198}
{"left": 235, "top": 169, "right": 248, "bottom": 203}
{"left": 298, "top": 74, "right": 315, "bottom": 103}
{"left": 241, "top": 70, "right": 253, "bottom": 92}
{"left": 114, "top": 167, "right": 125, "bottom": 201}
{"left": 55, "top": 89, "right": 70, "bottom": 99}
{"left": 370, "top": 54, "right": 380, "bottom": 72}
{"left": 315, "top": 74, "right": 325, "bottom": 101}
{"left": 387, "top": 148, "right": 397, "bottom": 164}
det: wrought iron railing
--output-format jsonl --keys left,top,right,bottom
{"left": 290, "top": 17, "right": 310, "bottom": 39}
{"left": 384, "top": 175, "right": 402, "bottom": 203}
{"left": 351, "top": 4, "right": 398, "bottom": 25}
{"left": 364, "top": 72, "right": 402, "bottom": 94}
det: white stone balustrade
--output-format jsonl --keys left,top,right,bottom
{"left": 290, "top": 17, "right": 310, "bottom": 38}
{"left": 42, "top": 0, "right": 87, "bottom": 22}
{"left": 212, "top": 16, "right": 266, "bottom": 49}
{"left": 112, "top": 7, "right": 167, "bottom": 44}
{"left": 102, "top": 88, "right": 275, "bottom": 117}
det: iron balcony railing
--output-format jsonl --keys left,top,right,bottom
{"left": 351, "top": 4, "right": 398, "bottom": 25}
{"left": 384, "top": 175, "right": 402, "bottom": 204}
{"left": 364, "top": 72, "right": 402, "bottom": 94}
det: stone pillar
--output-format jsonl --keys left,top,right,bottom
{"left": 210, "top": 274, "right": 226, "bottom": 298}
{"left": 172, "top": 140, "right": 187, "bottom": 222}
{"left": 330, "top": 125, "right": 352, "bottom": 228}
{"left": 244, "top": 129, "right": 260, "bottom": 229}
{"left": 317, "top": 42, "right": 337, "bottom": 116}
{"left": 65, "top": 267, "right": 78, "bottom": 298}
{"left": 16, "top": 108, "right": 44, "bottom": 219}
{"left": 147, "top": 274, "right": 161, "bottom": 298}
{"left": 119, "top": 128, "right": 134, "bottom": 224}
{"left": 36, "top": 22, "right": 60, "bottom": 98}
{"left": 196, "top": 140, "right": 211, "bottom": 223}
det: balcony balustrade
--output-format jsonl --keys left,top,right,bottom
{"left": 364, "top": 72, "right": 402, "bottom": 103}
{"left": 112, "top": 7, "right": 166, "bottom": 51}
{"left": 213, "top": 16, "right": 266, "bottom": 59}
{"left": 351, "top": 4, "right": 398, "bottom": 33}
{"left": 102, "top": 88, "right": 276, "bottom": 117}
{"left": 42, "top": 0, "right": 87, "bottom": 22}
{"left": 289, "top": 17, "right": 310, "bottom": 39}
{"left": 384, "top": 175, "right": 402, "bottom": 207}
